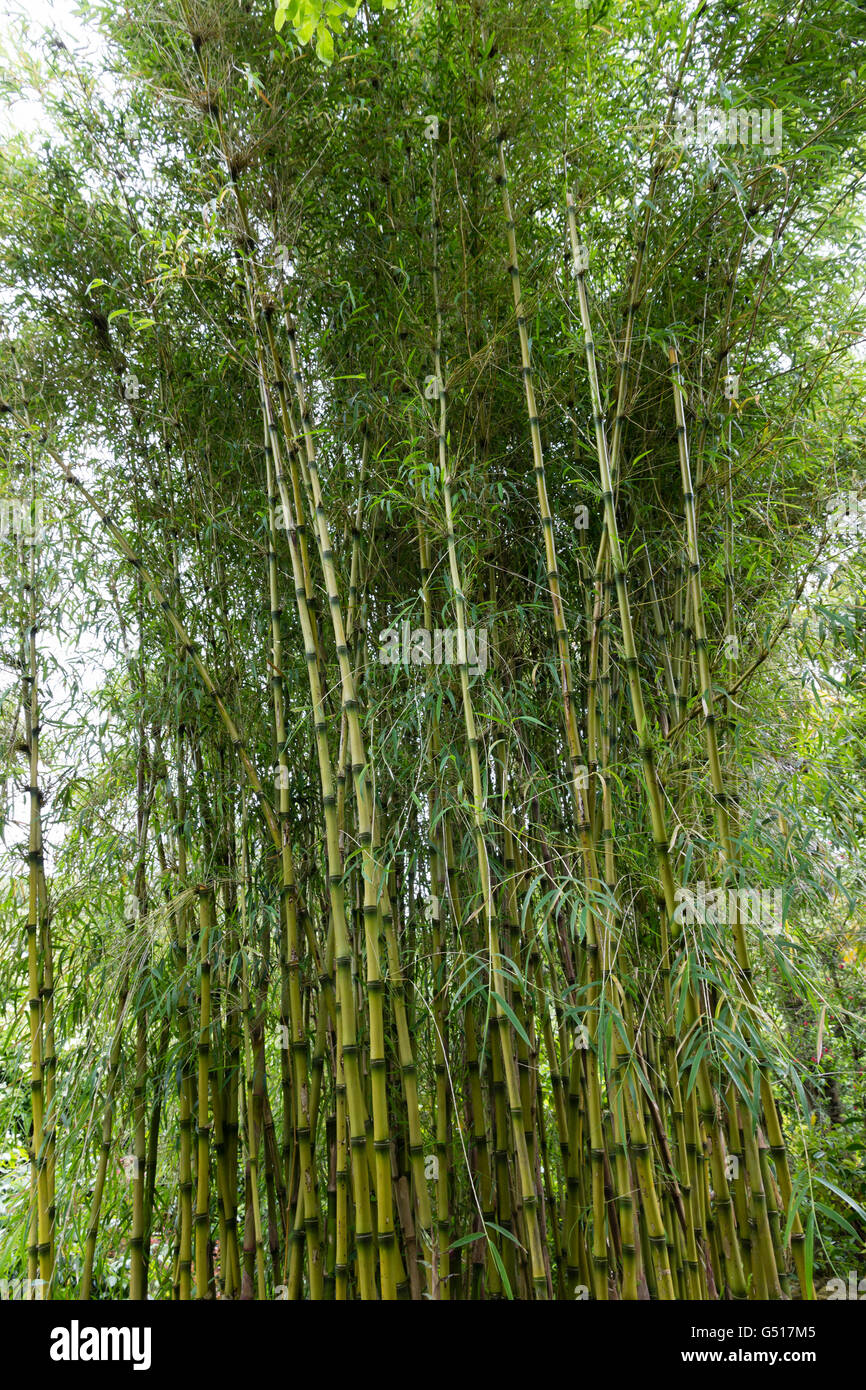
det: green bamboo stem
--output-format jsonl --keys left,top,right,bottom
{"left": 497, "top": 136, "right": 613, "bottom": 1298}
{"left": 176, "top": 738, "right": 194, "bottom": 1301}
{"left": 252, "top": 314, "right": 402, "bottom": 1296}
{"left": 21, "top": 522, "right": 51, "bottom": 1292}
{"left": 566, "top": 196, "right": 743, "bottom": 1299}
{"left": 261, "top": 393, "right": 324, "bottom": 1297}
{"left": 130, "top": 1008, "right": 147, "bottom": 1299}
{"left": 417, "top": 503, "right": 452, "bottom": 1297}
{"left": 429, "top": 181, "right": 548, "bottom": 1297}
{"left": 194, "top": 886, "right": 213, "bottom": 1299}
{"left": 257, "top": 374, "right": 377, "bottom": 1299}
{"left": 238, "top": 799, "right": 268, "bottom": 1301}
{"left": 81, "top": 977, "right": 129, "bottom": 1299}
{"left": 271, "top": 309, "right": 432, "bottom": 1271}
{"left": 142, "top": 1017, "right": 169, "bottom": 1295}
{"left": 668, "top": 343, "right": 807, "bottom": 1295}
{"left": 335, "top": 1004, "right": 349, "bottom": 1300}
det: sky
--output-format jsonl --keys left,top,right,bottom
{"left": 0, "top": 0, "right": 102, "bottom": 139}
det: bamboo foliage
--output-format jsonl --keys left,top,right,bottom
{"left": 1, "top": 0, "right": 865, "bottom": 1307}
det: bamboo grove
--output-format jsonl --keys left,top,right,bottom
{"left": 1, "top": 0, "right": 866, "bottom": 1301}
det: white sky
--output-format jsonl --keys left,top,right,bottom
{"left": 0, "top": 0, "right": 101, "bottom": 138}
